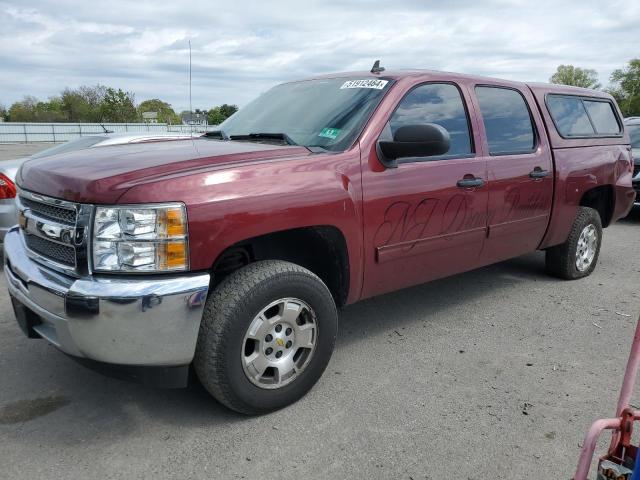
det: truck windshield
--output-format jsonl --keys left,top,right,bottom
{"left": 217, "top": 77, "right": 393, "bottom": 152}
{"left": 629, "top": 125, "right": 640, "bottom": 148}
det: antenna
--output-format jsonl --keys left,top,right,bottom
{"left": 370, "top": 60, "right": 385, "bottom": 74}
{"left": 189, "top": 40, "right": 193, "bottom": 135}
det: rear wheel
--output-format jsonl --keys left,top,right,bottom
{"left": 194, "top": 260, "right": 337, "bottom": 414}
{"left": 545, "top": 207, "right": 602, "bottom": 280}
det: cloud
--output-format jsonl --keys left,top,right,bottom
{"left": 0, "top": 0, "right": 638, "bottom": 112}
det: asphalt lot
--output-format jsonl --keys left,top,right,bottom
{"left": 0, "top": 142, "right": 639, "bottom": 479}
{"left": 0, "top": 142, "right": 57, "bottom": 160}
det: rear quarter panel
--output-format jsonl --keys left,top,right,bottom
{"left": 528, "top": 84, "right": 635, "bottom": 248}
{"left": 539, "top": 144, "right": 634, "bottom": 248}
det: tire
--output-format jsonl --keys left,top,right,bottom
{"left": 194, "top": 260, "right": 338, "bottom": 414}
{"left": 545, "top": 207, "right": 603, "bottom": 280}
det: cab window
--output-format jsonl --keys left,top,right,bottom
{"left": 475, "top": 86, "right": 536, "bottom": 155}
{"left": 388, "top": 83, "right": 473, "bottom": 157}
{"left": 546, "top": 94, "right": 622, "bottom": 138}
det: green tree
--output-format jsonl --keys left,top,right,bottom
{"left": 8, "top": 96, "right": 40, "bottom": 121}
{"left": 9, "top": 95, "right": 74, "bottom": 122}
{"left": 608, "top": 59, "right": 640, "bottom": 117}
{"left": 207, "top": 103, "right": 238, "bottom": 125}
{"left": 138, "top": 98, "right": 180, "bottom": 124}
{"left": 0, "top": 103, "right": 7, "bottom": 121}
{"left": 60, "top": 85, "right": 107, "bottom": 122}
{"left": 550, "top": 65, "right": 601, "bottom": 89}
{"left": 61, "top": 88, "right": 91, "bottom": 122}
{"left": 100, "top": 88, "right": 137, "bottom": 122}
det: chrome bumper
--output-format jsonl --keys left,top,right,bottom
{"left": 4, "top": 228, "right": 210, "bottom": 366}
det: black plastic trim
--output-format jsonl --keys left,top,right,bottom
{"left": 67, "top": 355, "right": 190, "bottom": 389}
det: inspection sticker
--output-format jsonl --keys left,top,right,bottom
{"left": 340, "top": 79, "right": 388, "bottom": 90}
{"left": 318, "top": 127, "right": 341, "bottom": 139}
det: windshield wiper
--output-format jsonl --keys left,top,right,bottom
{"left": 203, "top": 130, "right": 230, "bottom": 140}
{"left": 229, "top": 132, "right": 298, "bottom": 146}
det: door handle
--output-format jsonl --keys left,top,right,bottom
{"left": 529, "top": 167, "right": 550, "bottom": 179}
{"left": 456, "top": 177, "right": 485, "bottom": 188}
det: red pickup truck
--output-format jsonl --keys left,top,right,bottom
{"left": 5, "top": 68, "right": 635, "bottom": 414}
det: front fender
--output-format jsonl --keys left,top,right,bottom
{"left": 118, "top": 149, "right": 365, "bottom": 303}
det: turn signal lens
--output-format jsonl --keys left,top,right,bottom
{"left": 164, "top": 207, "right": 186, "bottom": 237}
{"left": 163, "top": 242, "right": 187, "bottom": 270}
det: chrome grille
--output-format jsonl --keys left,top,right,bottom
{"left": 25, "top": 234, "right": 76, "bottom": 267}
{"left": 17, "top": 189, "right": 91, "bottom": 276}
{"left": 19, "top": 196, "right": 76, "bottom": 225}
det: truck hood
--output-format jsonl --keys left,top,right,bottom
{"left": 17, "top": 139, "right": 310, "bottom": 204}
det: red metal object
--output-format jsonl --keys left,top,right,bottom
{"left": 574, "top": 316, "right": 640, "bottom": 479}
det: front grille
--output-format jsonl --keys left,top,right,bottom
{"left": 25, "top": 234, "right": 76, "bottom": 267}
{"left": 20, "top": 196, "right": 76, "bottom": 225}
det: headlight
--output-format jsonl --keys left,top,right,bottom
{"left": 92, "top": 204, "right": 188, "bottom": 272}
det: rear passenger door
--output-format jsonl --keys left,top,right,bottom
{"left": 472, "top": 84, "right": 553, "bottom": 263}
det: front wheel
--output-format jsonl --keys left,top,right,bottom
{"left": 545, "top": 206, "right": 603, "bottom": 280}
{"left": 194, "top": 260, "right": 338, "bottom": 414}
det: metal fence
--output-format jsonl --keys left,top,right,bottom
{"left": 0, "top": 122, "right": 219, "bottom": 143}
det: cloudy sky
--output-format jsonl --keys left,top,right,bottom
{"left": 1, "top": 0, "right": 638, "bottom": 113}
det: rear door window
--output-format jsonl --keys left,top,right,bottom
{"left": 546, "top": 95, "right": 621, "bottom": 137}
{"left": 475, "top": 86, "right": 536, "bottom": 155}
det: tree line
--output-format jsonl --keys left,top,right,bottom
{"left": 549, "top": 58, "right": 639, "bottom": 116}
{"left": 0, "top": 84, "right": 238, "bottom": 125}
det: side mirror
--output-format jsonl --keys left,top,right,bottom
{"left": 378, "top": 123, "right": 451, "bottom": 167}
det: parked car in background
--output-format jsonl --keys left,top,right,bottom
{"left": 624, "top": 117, "right": 640, "bottom": 208}
{"left": 0, "top": 133, "right": 197, "bottom": 239}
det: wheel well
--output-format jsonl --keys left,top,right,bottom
{"left": 211, "top": 226, "right": 350, "bottom": 307}
{"left": 580, "top": 185, "right": 614, "bottom": 227}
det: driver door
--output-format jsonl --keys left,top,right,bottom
{"left": 360, "top": 81, "right": 489, "bottom": 299}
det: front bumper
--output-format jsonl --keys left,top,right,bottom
{"left": 4, "top": 228, "right": 210, "bottom": 383}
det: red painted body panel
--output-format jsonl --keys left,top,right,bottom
{"left": 117, "top": 148, "right": 366, "bottom": 304}
{"left": 16, "top": 70, "right": 636, "bottom": 306}
{"left": 358, "top": 75, "right": 490, "bottom": 299}
{"left": 538, "top": 144, "right": 635, "bottom": 248}
{"left": 472, "top": 80, "right": 554, "bottom": 263}
{"left": 17, "top": 139, "right": 309, "bottom": 204}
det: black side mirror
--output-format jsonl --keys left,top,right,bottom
{"left": 378, "top": 123, "right": 451, "bottom": 167}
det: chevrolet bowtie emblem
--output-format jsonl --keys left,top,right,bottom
{"left": 275, "top": 338, "right": 284, "bottom": 347}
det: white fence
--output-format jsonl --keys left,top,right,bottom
{"left": 0, "top": 122, "right": 220, "bottom": 143}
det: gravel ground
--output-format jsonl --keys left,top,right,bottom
{"left": 0, "top": 142, "right": 638, "bottom": 479}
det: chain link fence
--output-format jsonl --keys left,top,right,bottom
{"left": 0, "top": 123, "right": 219, "bottom": 143}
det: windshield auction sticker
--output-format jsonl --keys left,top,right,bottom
{"left": 340, "top": 79, "right": 389, "bottom": 90}
{"left": 318, "top": 127, "right": 341, "bottom": 139}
